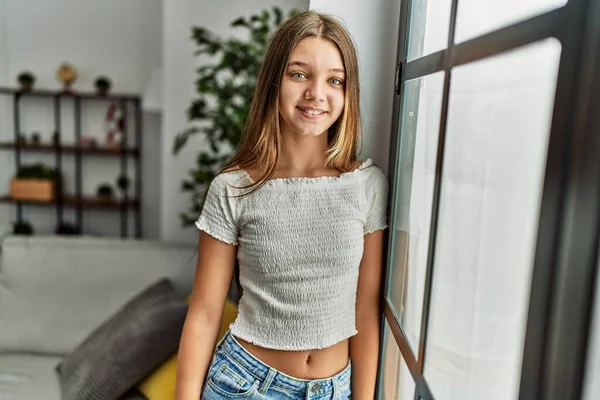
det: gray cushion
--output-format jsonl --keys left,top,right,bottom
{"left": 56, "top": 277, "right": 188, "bottom": 400}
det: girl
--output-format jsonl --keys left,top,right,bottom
{"left": 175, "top": 10, "right": 389, "bottom": 400}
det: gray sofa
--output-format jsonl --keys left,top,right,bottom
{"left": 0, "top": 235, "right": 196, "bottom": 400}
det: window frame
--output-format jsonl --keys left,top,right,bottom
{"left": 378, "top": 0, "right": 600, "bottom": 398}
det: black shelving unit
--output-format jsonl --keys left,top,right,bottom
{"left": 0, "top": 86, "right": 143, "bottom": 238}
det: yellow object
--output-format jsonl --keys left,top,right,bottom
{"left": 137, "top": 299, "right": 238, "bottom": 400}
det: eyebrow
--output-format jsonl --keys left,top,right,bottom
{"left": 288, "top": 61, "right": 345, "bottom": 74}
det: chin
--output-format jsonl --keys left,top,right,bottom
{"left": 297, "top": 127, "right": 328, "bottom": 137}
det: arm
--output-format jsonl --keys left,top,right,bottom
{"left": 350, "top": 229, "right": 385, "bottom": 399}
{"left": 175, "top": 231, "right": 237, "bottom": 400}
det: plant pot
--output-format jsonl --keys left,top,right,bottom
{"left": 17, "top": 73, "right": 35, "bottom": 92}
{"left": 13, "top": 221, "right": 34, "bottom": 235}
{"left": 10, "top": 179, "right": 55, "bottom": 202}
{"left": 19, "top": 82, "right": 33, "bottom": 92}
{"left": 96, "top": 85, "right": 110, "bottom": 96}
{"left": 94, "top": 77, "right": 111, "bottom": 96}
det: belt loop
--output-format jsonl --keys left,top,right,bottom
{"left": 332, "top": 377, "right": 340, "bottom": 400}
{"left": 259, "top": 368, "right": 277, "bottom": 394}
{"left": 215, "top": 330, "right": 229, "bottom": 350}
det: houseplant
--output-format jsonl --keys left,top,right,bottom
{"left": 96, "top": 183, "right": 114, "bottom": 201}
{"left": 17, "top": 72, "right": 35, "bottom": 92}
{"left": 10, "top": 163, "right": 60, "bottom": 202}
{"left": 31, "top": 132, "right": 41, "bottom": 145}
{"left": 94, "top": 76, "right": 112, "bottom": 96}
{"left": 13, "top": 220, "right": 34, "bottom": 235}
{"left": 116, "top": 174, "right": 131, "bottom": 197}
{"left": 172, "top": 7, "right": 295, "bottom": 227}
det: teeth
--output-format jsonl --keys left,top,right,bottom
{"left": 300, "top": 108, "right": 324, "bottom": 115}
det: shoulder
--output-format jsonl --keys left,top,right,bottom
{"left": 211, "top": 168, "right": 250, "bottom": 190}
{"left": 356, "top": 158, "right": 388, "bottom": 189}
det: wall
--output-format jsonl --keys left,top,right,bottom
{"left": 0, "top": 0, "right": 162, "bottom": 238}
{"left": 309, "top": 0, "right": 401, "bottom": 173}
{"left": 161, "top": 0, "right": 309, "bottom": 244}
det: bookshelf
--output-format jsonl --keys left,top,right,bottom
{"left": 0, "top": 86, "right": 143, "bottom": 238}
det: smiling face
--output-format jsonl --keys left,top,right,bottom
{"left": 278, "top": 37, "right": 346, "bottom": 139}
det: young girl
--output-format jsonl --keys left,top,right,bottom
{"left": 175, "top": 10, "right": 389, "bottom": 400}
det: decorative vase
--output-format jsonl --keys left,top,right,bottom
{"left": 56, "top": 62, "right": 78, "bottom": 92}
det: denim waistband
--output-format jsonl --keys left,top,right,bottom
{"left": 216, "top": 331, "right": 351, "bottom": 395}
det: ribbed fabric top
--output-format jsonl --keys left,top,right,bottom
{"left": 195, "top": 158, "right": 389, "bottom": 351}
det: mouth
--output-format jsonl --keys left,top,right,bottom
{"left": 297, "top": 106, "right": 327, "bottom": 119}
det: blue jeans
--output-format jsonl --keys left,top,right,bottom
{"left": 201, "top": 331, "right": 352, "bottom": 399}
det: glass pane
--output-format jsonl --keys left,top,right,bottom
{"left": 455, "top": 0, "right": 568, "bottom": 44}
{"left": 406, "top": 0, "right": 452, "bottom": 61}
{"left": 387, "top": 72, "right": 444, "bottom": 354}
{"left": 423, "top": 38, "right": 562, "bottom": 399}
{"left": 382, "top": 320, "right": 416, "bottom": 400}
{"left": 583, "top": 253, "right": 600, "bottom": 400}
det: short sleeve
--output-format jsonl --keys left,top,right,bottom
{"left": 195, "top": 175, "right": 239, "bottom": 245}
{"left": 364, "top": 166, "right": 389, "bottom": 234}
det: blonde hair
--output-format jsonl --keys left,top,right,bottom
{"left": 221, "top": 9, "right": 361, "bottom": 192}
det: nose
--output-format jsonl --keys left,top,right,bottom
{"left": 305, "top": 79, "right": 325, "bottom": 103}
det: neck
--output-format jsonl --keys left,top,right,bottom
{"left": 278, "top": 129, "right": 330, "bottom": 173}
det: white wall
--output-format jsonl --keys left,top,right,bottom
{"left": 309, "top": 0, "right": 401, "bottom": 174}
{"left": 161, "top": 0, "right": 309, "bottom": 244}
{"left": 0, "top": 0, "right": 162, "bottom": 238}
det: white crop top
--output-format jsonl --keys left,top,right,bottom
{"left": 195, "top": 158, "right": 389, "bottom": 351}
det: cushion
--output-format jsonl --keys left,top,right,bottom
{"left": 136, "top": 299, "right": 239, "bottom": 400}
{"left": 0, "top": 353, "right": 63, "bottom": 400}
{"left": 56, "top": 277, "right": 188, "bottom": 400}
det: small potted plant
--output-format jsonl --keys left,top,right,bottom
{"left": 13, "top": 220, "right": 34, "bottom": 235}
{"left": 31, "top": 132, "right": 41, "bottom": 145}
{"left": 52, "top": 131, "right": 60, "bottom": 146}
{"left": 116, "top": 174, "right": 130, "bottom": 196}
{"left": 17, "top": 72, "right": 35, "bottom": 92}
{"left": 17, "top": 133, "right": 27, "bottom": 145}
{"left": 94, "top": 76, "right": 112, "bottom": 96}
{"left": 96, "top": 183, "right": 114, "bottom": 201}
{"left": 10, "top": 163, "right": 60, "bottom": 202}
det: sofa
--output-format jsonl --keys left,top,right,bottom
{"left": 0, "top": 234, "right": 237, "bottom": 400}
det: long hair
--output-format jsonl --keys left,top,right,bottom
{"left": 221, "top": 9, "right": 362, "bottom": 192}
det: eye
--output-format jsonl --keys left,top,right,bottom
{"left": 291, "top": 72, "right": 307, "bottom": 80}
{"left": 329, "top": 78, "right": 344, "bottom": 86}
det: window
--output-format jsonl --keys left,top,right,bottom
{"left": 583, "top": 257, "right": 600, "bottom": 400}
{"left": 380, "top": 0, "right": 600, "bottom": 399}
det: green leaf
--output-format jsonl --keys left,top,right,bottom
{"left": 187, "top": 99, "right": 208, "bottom": 120}
{"left": 172, "top": 126, "right": 201, "bottom": 155}
{"left": 197, "top": 152, "right": 219, "bottom": 167}
{"left": 231, "top": 17, "right": 247, "bottom": 27}
{"left": 181, "top": 180, "right": 196, "bottom": 191}
{"left": 273, "top": 7, "right": 283, "bottom": 25}
{"left": 179, "top": 212, "right": 197, "bottom": 228}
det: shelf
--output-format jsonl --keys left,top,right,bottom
{"left": 0, "top": 142, "right": 139, "bottom": 156}
{"left": 0, "top": 86, "right": 140, "bottom": 102}
{"left": 0, "top": 195, "right": 138, "bottom": 210}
